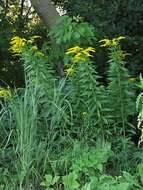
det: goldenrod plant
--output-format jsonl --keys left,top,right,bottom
{"left": 9, "top": 36, "right": 27, "bottom": 55}
{"left": 0, "top": 88, "right": 11, "bottom": 99}
{"left": 99, "top": 37, "right": 136, "bottom": 172}
{"left": 8, "top": 36, "right": 73, "bottom": 189}
{"left": 99, "top": 37, "right": 135, "bottom": 137}
{"left": 0, "top": 17, "right": 141, "bottom": 189}
{"left": 64, "top": 46, "right": 110, "bottom": 140}
{"left": 48, "top": 16, "right": 95, "bottom": 76}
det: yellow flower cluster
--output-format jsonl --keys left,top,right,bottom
{"left": 10, "top": 36, "right": 26, "bottom": 55}
{"left": 99, "top": 36, "right": 125, "bottom": 47}
{"left": 66, "top": 46, "right": 96, "bottom": 63}
{"left": 9, "top": 36, "right": 41, "bottom": 55}
{"left": 66, "top": 68, "right": 75, "bottom": 76}
{"left": 0, "top": 88, "right": 11, "bottom": 98}
{"left": 65, "top": 46, "right": 96, "bottom": 76}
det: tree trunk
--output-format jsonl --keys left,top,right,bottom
{"left": 30, "top": 0, "right": 60, "bottom": 30}
{"left": 30, "top": 0, "right": 64, "bottom": 76}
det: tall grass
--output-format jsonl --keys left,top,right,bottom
{"left": 9, "top": 86, "right": 39, "bottom": 188}
{"left": 0, "top": 23, "right": 141, "bottom": 189}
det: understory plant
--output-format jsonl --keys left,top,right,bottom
{"left": 64, "top": 46, "right": 110, "bottom": 141}
{"left": 100, "top": 37, "right": 135, "bottom": 137}
{"left": 0, "top": 16, "right": 141, "bottom": 189}
{"left": 2, "top": 36, "right": 73, "bottom": 189}
{"left": 10, "top": 86, "right": 39, "bottom": 189}
{"left": 41, "top": 142, "right": 143, "bottom": 190}
{"left": 99, "top": 37, "right": 136, "bottom": 172}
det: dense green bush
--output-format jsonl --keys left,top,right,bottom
{"left": 0, "top": 1, "right": 47, "bottom": 87}
{"left": 0, "top": 16, "right": 142, "bottom": 190}
{"left": 64, "top": 0, "right": 143, "bottom": 75}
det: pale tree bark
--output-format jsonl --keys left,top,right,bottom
{"left": 30, "top": 0, "right": 60, "bottom": 30}
{"left": 30, "top": 0, "right": 64, "bottom": 76}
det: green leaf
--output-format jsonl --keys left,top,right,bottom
{"left": 116, "top": 182, "right": 130, "bottom": 190}
{"left": 138, "top": 164, "right": 143, "bottom": 177}
{"left": 45, "top": 174, "right": 53, "bottom": 184}
{"left": 51, "top": 176, "right": 60, "bottom": 185}
{"left": 62, "top": 172, "right": 80, "bottom": 190}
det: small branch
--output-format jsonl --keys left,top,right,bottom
{"left": 20, "top": 0, "right": 25, "bottom": 18}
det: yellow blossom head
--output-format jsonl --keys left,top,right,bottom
{"left": 9, "top": 35, "right": 41, "bottom": 55}
{"left": 99, "top": 36, "right": 126, "bottom": 48}
{"left": 66, "top": 68, "right": 75, "bottom": 76}
{"left": 36, "top": 51, "right": 44, "bottom": 57}
{"left": 117, "top": 36, "right": 126, "bottom": 41}
{"left": 27, "top": 35, "right": 41, "bottom": 45}
{"left": 0, "top": 88, "right": 11, "bottom": 99}
{"left": 10, "top": 36, "right": 26, "bottom": 55}
{"left": 66, "top": 46, "right": 96, "bottom": 63}
{"left": 112, "top": 39, "right": 118, "bottom": 46}
{"left": 99, "top": 39, "right": 111, "bottom": 47}
{"left": 82, "top": 47, "right": 96, "bottom": 57}
{"left": 73, "top": 55, "right": 86, "bottom": 63}
{"left": 66, "top": 46, "right": 84, "bottom": 55}
{"left": 30, "top": 45, "right": 38, "bottom": 51}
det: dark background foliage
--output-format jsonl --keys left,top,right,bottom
{"left": 0, "top": 0, "right": 47, "bottom": 87}
{"left": 0, "top": 0, "right": 143, "bottom": 87}
{"left": 63, "top": 0, "right": 143, "bottom": 76}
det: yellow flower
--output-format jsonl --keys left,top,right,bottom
{"left": 84, "top": 47, "right": 96, "bottom": 53}
{"left": 66, "top": 68, "right": 75, "bottom": 76}
{"left": 30, "top": 45, "right": 38, "bottom": 51}
{"left": 30, "top": 35, "right": 41, "bottom": 40}
{"left": 10, "top": 36, "right": 26, "bottom": 55}
{"left": 99, "top": 36, "right": 126, "bottom": 47}
{"left": 99, "top": 39, "right": 111, "bottom": 47}
{"left": 66, "top": 46, "right": 95, "bottom": 63}
{"left": 111, "top": 38, "right": 118, "bottom": 46}
{"left": 27, "top": 36, "right": 41, "bottom": 45}
{"left": 82, "top": 47, "right": 96, "bottom": 57}
{"left": 111, "top": 36, "right": 126, "bottom": 46}
{"left": 66, "top": 46, "right": 84, "bottom": 54}
{"left": 36, "top": 51, "right": 44, "bottom": 57}
{"left": 0, "top": 88, "right": 11, "bottom": 98}
{"left": 73, "top": 55, "right": 86, "bottom": 63}
{"left": 75, "top": 52, "right": 82, "bottom": 57}
{"left": 117, "top": 36, "right": 126, "bottom": 41}
{"left": 27, "top": 39, "right": 33, "bottom": 44}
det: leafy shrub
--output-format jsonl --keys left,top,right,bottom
{"left": 41, "top": 143, "right": 142, "bottom": 190}
{"left": 64, "top": 0, "right": 143, "bottom": 75}
{"left": 0, "top": 16, "right": 141, "bottom": 189}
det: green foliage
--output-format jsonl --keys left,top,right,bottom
{"left": 0, "top": 16, "right": 142, "bottom": 190}
{"left": 64, "top": 0, "right": 143, "bottom": 75}
{"left": 107, "top": 44, "right": 135, "bottom": 136}
{"left": 50, "top": 16, "right": 95, "bottom": 46}
{"left": 9, "top": 87, "right": 39, "bottom": 188}
{"left": 64, "top": 50, "right": 109, "bottom": 140}
{"left": 41, "top": 143, "right": 142, "bottom": 190}
{"left": 48, "top": 16, "right": 96, "bottom": 75}
{"left": 0, "top": 0, "right": 47, "bottom": 87}
{"left": 41, "top": 174, "right": 60, "bottom": 189}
